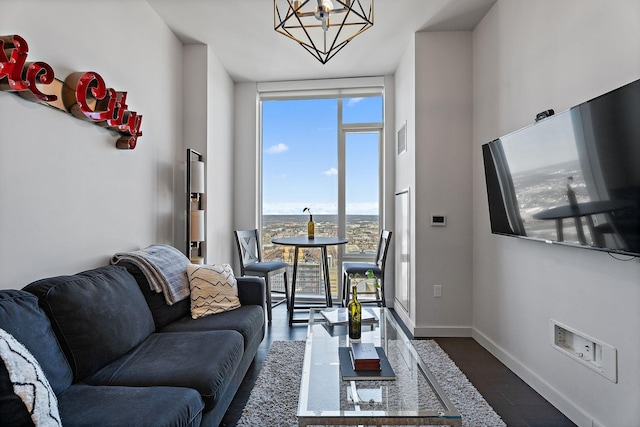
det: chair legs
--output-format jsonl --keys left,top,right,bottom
{"left": 265, "top": 276, "right": 273, "bottom": 323}
{"left": 265, "top": 271, "right": 290, "bottom": 323}
{"left": 342, "top": 271, "right": 351, "bottom": 307}
{"left": 281, "top": 271, "right": 290, "bottom": 322}
{"left": 342, "top": 273, "right": 385, "bottom": 308}
{"left": 377, "top": 281, "right": 385, "bottom": 307}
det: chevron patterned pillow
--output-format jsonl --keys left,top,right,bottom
{"left": 0, "top": 328, "right": 61, "bottom": 427}
{"left": 187, "top": 263, "right": 241, "bottom": 319}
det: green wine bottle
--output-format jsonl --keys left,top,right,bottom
{"left": 307, "top": 214, "right": 315, "bottom": 239}
{"left": 348, "top": 285, "right": 362, "bottom": 340}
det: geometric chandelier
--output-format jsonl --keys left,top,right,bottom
{"left": 274, "top": 0, "right": 374, "bottom": 64}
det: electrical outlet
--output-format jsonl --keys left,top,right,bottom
{"left": 434, "top": 285, "right": 442, "bottom": 298}
{"left": 430, "top": 213, "right": 446, "bottom": 226}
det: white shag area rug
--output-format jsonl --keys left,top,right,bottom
{"left": 237, "top": 340, "right": 506, "bottom": 427}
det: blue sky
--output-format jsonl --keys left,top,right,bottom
{"left": 262, "top": 96, "right": 382, "bottom": 215}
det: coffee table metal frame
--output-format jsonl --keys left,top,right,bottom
{"left": 297, "top": 308, "right": 462, "bottom": 426}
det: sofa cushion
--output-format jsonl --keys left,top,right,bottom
{"left": 23, "top": 265, "right": 155, "bottom": 381}
{"left": 118, "top": 260, "right": 191, "bottom": 330}
{"left": 0, "top": 290, "right": 73, "bottom": 394}
{"left": 187, "top": 263, "right": 241, "bottom": 318}
{"left": 236, "top": 276, "right": 267, "bottom": 307}
{"left": 84, "top": 330, "right": 244, "bottom": 412}
{"left": 161, "top": 305, "right": 264, "bottom": 352}
{"left": 0, "top": 328, "right": 61, "bottom": 427}
{"left": 58, "top": 384, "right": 203, "bottom": 427}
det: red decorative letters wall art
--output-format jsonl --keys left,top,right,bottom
{"left": 0, "top": 34, "right": 143, "bottom": 149}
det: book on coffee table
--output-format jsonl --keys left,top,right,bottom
{"left": 339, "top": 346, "right": 395, "bottom": 381}
{"left": 350, "top": 342, "right": 380, "bottom": 371}
{"left": 320, "top": 308, "right": 378, "bottom": 326}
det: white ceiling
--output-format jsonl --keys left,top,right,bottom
{"left": 147, "top": 0, "right": 496, "bottom": 83}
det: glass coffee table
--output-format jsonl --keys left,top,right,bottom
{"left": 297, "top": 308, "right": 462, "bottom": 426}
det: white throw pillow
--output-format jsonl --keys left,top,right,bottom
{"left": 0, "top": 328, "right": 62, "bottom": 427}
{"left": 187, "top": 263, "right": 241, "bottom": 318}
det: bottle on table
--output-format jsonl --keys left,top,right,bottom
{"left": 348, "top": 285, "right": 362, "bottom": 341}
{"left": 307, "top": 214, "right": 315, "bottom": 239}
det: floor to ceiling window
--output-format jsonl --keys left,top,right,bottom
{"left": 259, "top": 90, "right": 383, "bottom": 303}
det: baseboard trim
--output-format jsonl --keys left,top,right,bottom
{"left": 472, "top": 328, "right": 599, "bottom": 427}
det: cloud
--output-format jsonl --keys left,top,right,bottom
{"left": 266, "top": 143, "right": 288, "bottom": 154}
{"left": 262, "top": 202, "right": 338, "bottom": 215}
{"left": 347, "top": 97, "right": 364, "bottom": 107}
{"left": 323, "top": 167, "right": 338, "bottom": 176}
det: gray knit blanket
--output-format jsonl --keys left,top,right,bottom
{"left": 111, "top": 244, "right": 190, "bottom": 305}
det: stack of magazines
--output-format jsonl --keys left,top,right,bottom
{"left": 320, "top": 308, "right": 378, "bottom": 325}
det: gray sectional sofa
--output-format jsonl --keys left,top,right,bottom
{"left": 0, "top": 263, "right": 265, "bottom": 427}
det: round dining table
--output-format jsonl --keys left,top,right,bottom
{"left": 272, "top": 236, "right": 348, "bottom": 326}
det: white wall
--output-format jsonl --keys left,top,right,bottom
{"left": 181, "top": 45, "right": 208, "bottom": 259}
{"left": 382, "top": 74, "right": 396, "bottom": 305}
{"left": 394, "top": 35, "right": 417, "bottom": 330}
{"left": 180, "top": 44, "right": 235, "bottom": 265}
{"left": 472, "top": 1, "right": 640, "bottom": 426}
{"left": 205, "top": 47, "right": 235, "bottom": 264}
{"left": 415, "top": 32, "right": 473, "bottom": 335}
{"left": 232, "top": 81, "right": 259, "bottom": 270}
{"left": 393, "top": 32, "right": 474, "bottom": 336}
{"left": 0, "top": 0, "right": 183, "bottom": 289}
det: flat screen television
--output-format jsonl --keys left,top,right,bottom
{"left": 482, "top": 78, "right": 640, "bottom": 257}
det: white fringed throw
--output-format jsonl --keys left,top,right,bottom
{"left": 0, "top": 328, "right": 61, "bottom": 427}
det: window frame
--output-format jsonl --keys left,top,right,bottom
{"left": 257, "top": 79, "right": 385, "bottom": 301}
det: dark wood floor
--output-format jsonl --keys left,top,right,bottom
{"left": 220, "top": 303, "right": 576, "bottom": 427}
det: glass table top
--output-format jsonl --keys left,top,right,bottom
{"left": 297, "top": 308, "right": 462, "bottom": 426}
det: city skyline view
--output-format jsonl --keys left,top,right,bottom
{"left": 261, "top": 214, "right": 381, "bottom": 297}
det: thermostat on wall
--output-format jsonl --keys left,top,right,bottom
{"left": 431, "top": 213, "right": 446, "bottom": 226}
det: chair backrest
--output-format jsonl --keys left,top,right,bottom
{"left": 234, "top": 229, "right": 262, "bottom": 275}
{"left": 375, "top": 229, "right": 392, "bottom": 271}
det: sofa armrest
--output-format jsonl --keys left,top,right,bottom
{"left": 237, "top": 276, "right": 266, "bottom": 308}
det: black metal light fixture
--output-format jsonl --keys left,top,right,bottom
{"left": 274, "top": 0, "right": 374, "bottom": 64}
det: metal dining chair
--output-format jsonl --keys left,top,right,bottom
{"left": 342, "top": 229, "right": 392, "bottom": 307}
{"left": 234, "top": 229, "right": 289, "bottom": 323}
